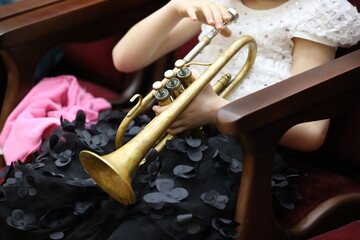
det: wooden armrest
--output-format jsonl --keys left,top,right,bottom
{"left": 217, "top": 49, "right": 360, "bottom": 136}
{"left": 0, "top": 0, "right": 61, "bottom": 21}
{"left": 0, "top": 0, "right": 157, "bottom": 49}
{"left": 216, "top": 49, "right": 360, "bottom": 240}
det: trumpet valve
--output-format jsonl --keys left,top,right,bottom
{"left": 166, "top": 78, "right": 184, "bottom": 98}
{"left": 177, "top": 67, "right": 194, "bottom": 87}
{"left": 175, "top": 59, "right": 186, "bottom": 69}
{"left": 153, "top": 81, "right": 172, "bottom": 106}
{"left": 164, "top": 69, "right": 176, "bottom": 79}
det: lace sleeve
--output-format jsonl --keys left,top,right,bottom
{"left": 294, "top": 0, "right": 360, "bottom": 47}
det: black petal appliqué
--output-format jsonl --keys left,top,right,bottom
{"left": 143, "top": 178, "right": 188, "bottom": 203}
{"left": 171, "top": 213, "right": 203, "bottom": 235}
{"left": 167, "top": 138, "right": 208, "bottom": 162}
{"left": 6, "top": 209, "right": 36, "bottom": 231}
{"left": 211, "top": 218, "right": 240, "bottom": 239}
{"left": 173, "top": 165, "right": 197, "bottom": 179}
{"left": 200, "top": 189, "right": 229, "bottom": 209}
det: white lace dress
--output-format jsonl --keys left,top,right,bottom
{"left": 195, "top": 0, "right": 360, "bottom": 101}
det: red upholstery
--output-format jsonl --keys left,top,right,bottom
{"left": 280, "top": 157, "right": 360, "bottom": 228}
{"left": 60, "top": 35, "right": 129, "bottom": 96}
{"left": 309, "top": 220, "right": 360, "bottom": 240}
{"left": 58, "top": 35, "right": 128, "bottom": 102}
{"left": 59, "top": 35, "right": 199, "bottom": 103}
{"left": 0, "top": 169, "right": 4, "bottom": 184}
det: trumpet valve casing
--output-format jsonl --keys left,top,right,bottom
{"left": 177, "top": 67, "right": 194, "bottom": 87}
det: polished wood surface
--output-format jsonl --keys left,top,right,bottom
{"left": 0, "top": 0, "right": 153, "bottom": 49}
{"left": 217, "top": 49, "right": 360, "bottom": 240}
{"left": 0, "top": 0, "right": 62, "bottom": 21}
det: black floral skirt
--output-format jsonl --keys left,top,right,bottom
{"left": 0, "top": 109, "right": 301, "bottom": 240}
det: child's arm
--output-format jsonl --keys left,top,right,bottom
{"left": 112, "top": 0, "right": 232, "bottom": 73}
{"left": 279, "top": 38, "right": 336, "bottom": 152}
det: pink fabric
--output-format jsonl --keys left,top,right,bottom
{"left": 0, "top": 75, "right": 111, "bottom": 165}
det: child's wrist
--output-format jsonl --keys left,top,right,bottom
{"left": 165, "top": 1, "right": 185, "bottom": 22}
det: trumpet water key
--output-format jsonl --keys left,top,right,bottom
{"left": 79, "top": 8, "right": 257, "bottom": 206}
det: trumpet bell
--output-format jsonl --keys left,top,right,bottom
{"left": 80, "top": 150, "right": 137, "bottom": 205}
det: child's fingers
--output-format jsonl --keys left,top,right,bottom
{"left": 186, "top": 7, "right": 198, "bottom": 21}
{"left": 204, "top": 3, "right": 234, "bottom": 30}
{"left": 184, "top": 1, "right": 233, "bottom": 30}
{"left": 167, "top": 126, "right": 186, "bottom": 135}
{"left": 220, "top": 27, "right": 232, "bottom": 37}
{"left": 168, "top": 120, "right": 186, "bottom": 134}
{"left": 201, "top": 4, "right": 216, "bottom": 26}
{"left": 152, "top": 105, "right": 167, "bottom": 116}
{"left": 208, "top": 4, "right": 226, "bottom": 29}
{"left": 219, "top": 5, "right": 233, "bottom": 22}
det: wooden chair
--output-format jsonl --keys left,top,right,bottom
{"left": 217, "top": 48, "right": 360, "bottom": 239}
{"left": 1, "top": 0, "right": 360, "bottom": 239}
{"left": 0, "top": 0, "right": 170, "bottom": 134}
{"left": 0, "top": 0, "right": 171, "bottom": 167}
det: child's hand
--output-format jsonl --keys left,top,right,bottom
{"left": 152, "top": 69, "right": 229, "bottom": 135}
{"left": 168, "top": 0, "right": 233, "bottom": 36}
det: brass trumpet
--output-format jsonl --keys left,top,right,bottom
{"left": 79, "top": 8, "right": 257, "bottom": 205}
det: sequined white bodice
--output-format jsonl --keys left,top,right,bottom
{"left": 194, "top": 0, "right": 360, "bottom": 100}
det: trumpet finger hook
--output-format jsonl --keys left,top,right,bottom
{"left": 127, "top": 94, "right": 143, "bottom": 117}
